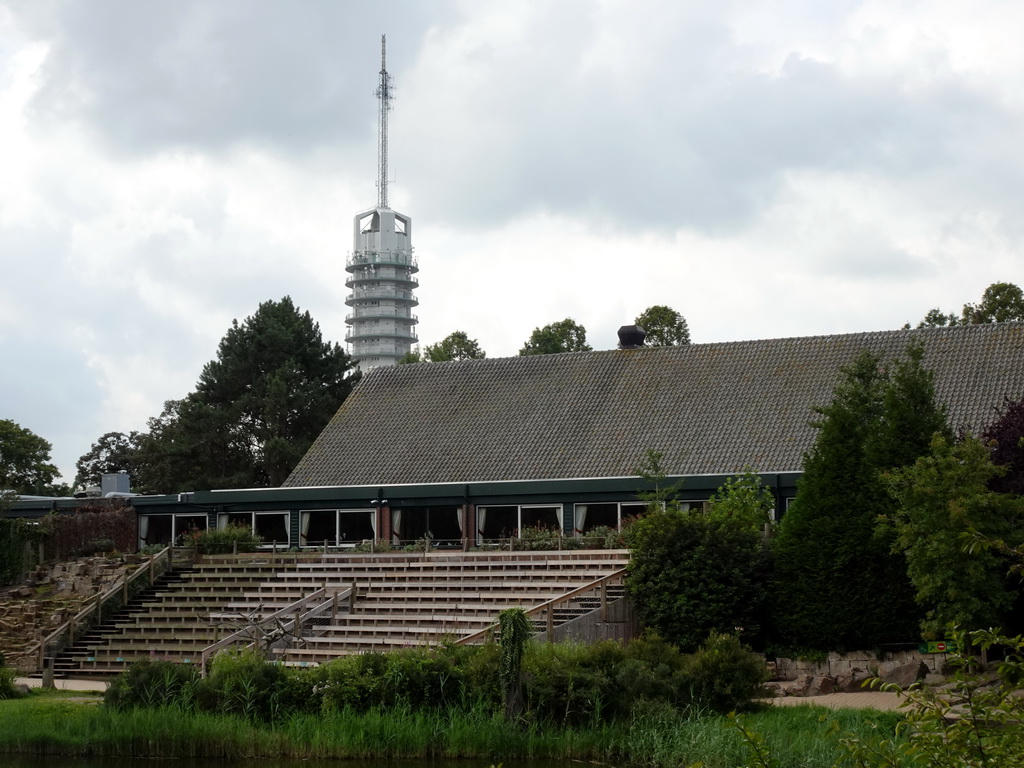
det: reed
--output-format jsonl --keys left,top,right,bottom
{"left": 0, "top": 695, "right": 904, "bottom": 766}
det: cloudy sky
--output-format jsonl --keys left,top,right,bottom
{"left": 2, "top": 1, "right": 1022, "bottom": 484}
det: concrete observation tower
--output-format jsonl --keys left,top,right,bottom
{"left": 345, "top": 36, "right": 419, "bottom": 370}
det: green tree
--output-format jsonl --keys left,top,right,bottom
{"left": 73, "top": 431, "right": 143, "bottom": 490}
{"left": 961, "top": 281, "right": 1024, "bottom": 324}
{"left": 423, "top": 331, "right": 486, "bottom": 362}
{"left": 772, "top": 344, "right": 949, "bottom": 651}
{"left": 635, "top": 305, "right": 691, "bottom": 345}
{"left": 871, "top": 340, "right": 952, "bottom": 468}
{"left": 397, "top": 347, "right": 422, "bottom": 365}
{"left": 915, "top": 307, "right": 959, "bottom": 328}
{"left": 982, "top": 396, "right": 1024, "bottom": 496}
{"left": 131, "top": 399, "right": 204, "bottom": 493}
{"left": 0, "top": 419, "right": 60, "bottom": 494}
{"left": 706, "top": 470, "right": 775, "bottom": 533}
{"left": 132, "top": 297, "right": 359, "bottom": 492}
{"left": 884, "top": 434, "right": 1024, "bottom": 638}
{"left": 519, "top": 318, "right": 592, "bottom": 355}
{"left": 909, "top": 281, "right": 1024, "bottom": 328}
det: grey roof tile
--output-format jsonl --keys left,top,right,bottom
{"left": 284, "top": 324, "right": 1024, "bottom": 487}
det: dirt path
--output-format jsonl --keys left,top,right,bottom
{"left": 766, "top": 691, "right": 906, "bottom": 711}
{"left": 15, "top": 676, "right": 107, "bottom": 692}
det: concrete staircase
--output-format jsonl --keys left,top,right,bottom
{"left": 55, "top": 556, "right": 299, "bottom": 676}
{"left": 266, "top": 550, "right": 630, "bottom": 662}
{"left": 52, "top": 550, "right": 630, "bottom": 675}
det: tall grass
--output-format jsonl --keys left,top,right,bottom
{"left": 0, "top": 695, "right": 904, "bottom": 765}
{"left": 624, "top": 703, "right": 904, "bottom": 768}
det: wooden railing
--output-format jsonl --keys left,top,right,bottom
{"left": 34, "top": 546, "right": 195, "bottom": 670}
{"left": 456, "top": 567, "right": 627, "bottom": 646}
{"left": 199, "top": 584, "right": 356, "bottom": 675}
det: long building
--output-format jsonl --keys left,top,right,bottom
{"left": 7, "top": 323, "right": 1024, "bottom": 550}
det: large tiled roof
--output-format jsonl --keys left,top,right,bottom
{"left": 284, "top": 324, "right": 1024, "bottom": 487}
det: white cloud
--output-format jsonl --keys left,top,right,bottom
{"left": 1, "top": 0, "right": 1022, "bottom": 484}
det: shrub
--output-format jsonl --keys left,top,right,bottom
{"left": 0, "top": 659, "right": 20, "bottom": 701}
{"left": 456, "top": 640, "right": 502, "bottom": 708}
{"left": 579, "top": 525, "right": 626, "bottom": 549}
{"left": 379, "top": 647, "right": 463, "bottom": 709}
{"left": 351, "top": 538, "right": 394, "bottom": 553}
{"left": 619, "top": 631, "right": 689, "bottom": 708}
{"left": 679, "top": 633, "right": 768, "bottom": 714}
{"left": 316, "top": 648, "right": 464, "bottom": 712}
{"left": 626, "top": 508, "right": 772, "bottom": 651}
{"left": 522, "top": 642, "right": 613, "bottom": 725}
{"left": 105, "top": 660, "right": 201, "bottom": 711}
{"left": 318, "top": 651, "right": 389, "bottom": 711}
{"left": 100, "top": 634, "right": 769, "bottom": 728}
{"left": 205, "top": 649, "right": 287, "bottom": 722}
{"left": 183, "top": 524, "right": 261, "bottom": 554}
{"left": 512, "top": 525, "right": 564, "bottom": 551}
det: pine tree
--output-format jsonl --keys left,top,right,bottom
{"left": 772, "top": 344, "right": 949, "bottom": 651}
{"left": 131, "top": 297, "right": 358, "bottom": 492}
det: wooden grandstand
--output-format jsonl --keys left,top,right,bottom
{"left": 49, "top": 548, "right": 632, "bottom": 677}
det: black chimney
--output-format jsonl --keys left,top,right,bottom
{"left": 617, "top": 325, "right": 647, "bottom": 349}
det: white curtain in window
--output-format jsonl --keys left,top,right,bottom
{"left": 476, "top": 508, "right": 487, "bottom": 544}
{"left": 300, "top": 512, "right": 312, "bottom": 546}
{"left": 575, "top": 505, "right": 587, "bottom": 534}
{"left": 456, "top": 507, "right": 465, "bottom": 534}
{"left": 555, "top": 505, "right": 564, "bottom": 535}
{"left": 369, "top": 510, "right": 377, "bottom": 537}
{"left": 138, "top": 515, "right": 150, "bottom": 545}
{"left": 391, "top": 509, "right": 402, "bottom": 543}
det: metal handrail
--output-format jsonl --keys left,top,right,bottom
{"left": 347, "top": 288, "right": 418, "bottom": 302}
{"left": 35, "top": 546, "right": 181, "bottom": 670}
{"left": 456, "top": 567, "right": 627, "bottom": 646}
{"left": 199, "top": 584, "right": 354, "bottom": 675}
{"left": 346, "top": 250, "right": 418, "bottom": 269}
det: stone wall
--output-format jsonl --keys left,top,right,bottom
{"left": 767, "top": 648, "right": 948, "bottom": 697}
{"left": 0, "top": 556, "right": 133, "bottom": 671}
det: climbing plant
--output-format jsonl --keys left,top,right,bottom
{"left": 498, "top": 607, "right": 532, "bottom": 719}
{"left": 0, "top": 518, "right": 41, "bottom": 586}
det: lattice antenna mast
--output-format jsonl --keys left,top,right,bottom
{"left": 376, "top": 35, "right": 394, "bottom": 209}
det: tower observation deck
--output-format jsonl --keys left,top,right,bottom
{"left": 345, "top": 35, "right": 418, "bottom": 370}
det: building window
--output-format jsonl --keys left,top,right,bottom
{"left": 299, "top": 509, "right": 376, "bottom": 547}
{"left": 476, "top": 504, "right": 563, "bottom": 542}
{"left": 138, "top": 513, "right": 208, "bottom": 549}
{"left": 218, "top": 511, "right": 289, "bottom": 548}
{"left": 390, "top": 506, "right": 462, "bottom": 545}
{"left": 572, "top": 501, "right": 647, "bottom": 534}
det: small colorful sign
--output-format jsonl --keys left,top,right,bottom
{"left": 918, "top": 640, "right": 958, "bottom": 654}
